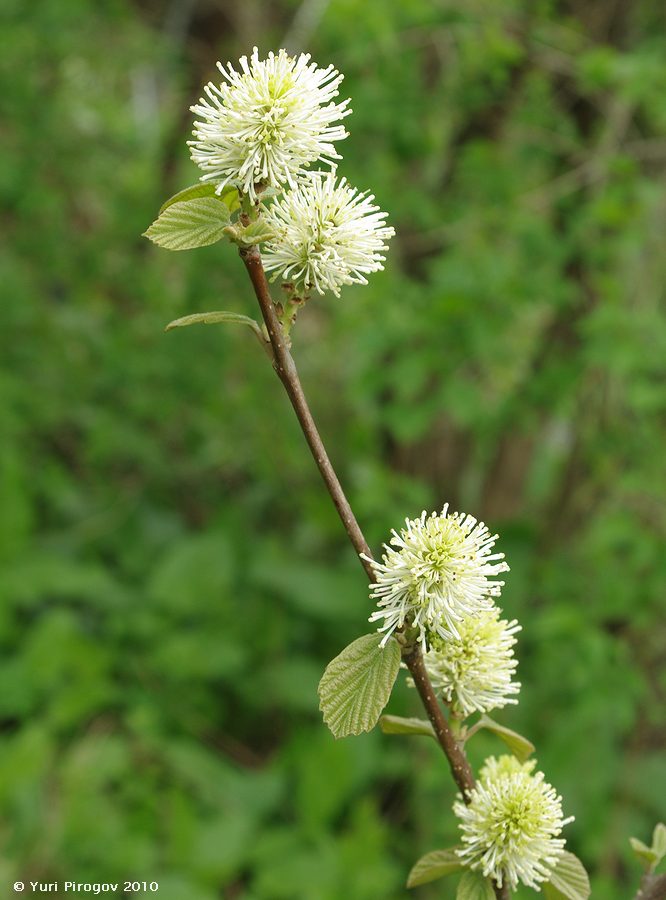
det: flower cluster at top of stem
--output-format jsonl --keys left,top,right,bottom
{"left": 454, "top": 756, "right": 574, "bottom": 891}
{"left": 365, "top": 505, "right": 509, "bottom": 652}
{"left": 188, "top": 48, "right": 393, "bottom": 302}
{"left": 189, "top": 48, "right": 350, "bottom": 202}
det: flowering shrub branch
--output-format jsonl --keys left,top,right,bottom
{"left": 144, "top": 47, "right": 662, "bottom": 900}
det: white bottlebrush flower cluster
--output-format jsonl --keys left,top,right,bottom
{"left": 262, "top": 174, "right": 395, "bottom": 296}
{"left": 189, "top": 48, "right": 351, "bottom": 201}
{"left": 454, "top": 755, "right": 574, "bottom": 891}
{"left": 188, "top": 47, "right": 393, "bottom": 297}
{"left": 422, "top": 607, "right": 521, "bottom": 716}
{"left": 365, "top": 505, "right": 509, "bottom": 652}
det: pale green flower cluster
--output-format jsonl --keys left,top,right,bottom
{"left": 189, "top": 48, "right": 350, "bottom": 201}
{"left": 423, "top": 607, "right": 521, "bottom": 716}
{"left": 189, "top": 48, "right": 394, "bottom": 297}
{"left": 368, "top": 506, "right": 576, "bottom": 888}
{"left": 454, "top": 756, "right": 574, "bottom": 890}
{"left": 365, "top": 505, "right": 509, "bottom": 653}
{"left": 262, "top": 174, "right": 394, "bottom": 297}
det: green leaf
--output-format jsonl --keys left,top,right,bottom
{"left": 165, "top": 311, "right": 262, "bottom": 335}
{"left": 159, "top": 183, "right": 240, "bottom": 214}
{"left": 474, "top": 715, "right": 535, "bottom": 762}
{"left": 406, "top": 849, "right": 464, "bottom": 888}
{"left": 220, "top": 187, "right": 241, "bottom": 212}
{"left": 630, "top": 837, "right": 658, "bottom": 871}
{"left": 456, "top": 871, "right": 495, "bottom": 900}
{"left": 258, "top": 185, "right": 282, "bottom": 200}
{"left": 237, "top": 219, "right": 277, "bottom": 246}
{"left": 652, "top": 823, "right": 666, "bottom": 863}
{"left": 164, "top": 310, "right": 270, "bottom": 356}
{"left": 543, "top": 851, "right": 591, "bottom": 900}
{"left": 380, "top": 715, "right": 435, "bottom": 738}
{"left": 318, "top": 634, "right": 401, "bottom": 738}
{"left": 144, "top": 198, "right": 231, "bottom": 251}
{"left": 629, "top": 825, "right": 666, "bottom": 873}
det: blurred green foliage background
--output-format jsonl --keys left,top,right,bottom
{"left": 1, "top": 0, "right": 665, "bottom": 897}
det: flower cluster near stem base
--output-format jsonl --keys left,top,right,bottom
{"left": 454, "top": 756, "right": 574, "bottom": 891}
{"left": 365, "top": 505, "right": 509, "bottom": 652}
{"left": 421, "top": 607, "right": 521, "bottom": 716}
{"left": 189, "top": 48, "right": 351, "bottom": 202}
{"left": 261, "top": 173, "right": 394, "bottom": 297}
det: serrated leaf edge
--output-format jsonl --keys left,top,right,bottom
{"left": 144, "top": 198, "right": 231, "bottom": 251}
{"left": 318, "top": 634, "right": 401, "bottom": 738}
{"left": 546, "top": 851, "right": 591, "bottom": 900}
{"left": 406, "top": 848, "right": 464, "bottom": 888}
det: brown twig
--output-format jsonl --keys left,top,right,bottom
{"left": 402, "top": 645, "right": 475, "bottom": 796}
{"left": 634, "top": 874, "right": 666, "bottom": 900}
{"left": 240, "top": 244, "right": 375, "bottom": 579}
{"left": 493, "top": 879, "right": 511, "bottom": 900}
{"left": 238, "top": 243, "right": 509, "bottom": 899}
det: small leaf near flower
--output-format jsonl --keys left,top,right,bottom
{"left": 165, "top": 311, "right": 261, "bottom": 334}
{"left": 406, "top": 848, "right": 464, "bottom": 888}
{"left": 380, "top": 715, "right": 435, "bottom": 738}
{"left": 456, "top": 870, "right": 495, "bottom": 899}
{"left": 543, "top": 851, "right": 591, "bottom": 900}
{"left": 630, "top": 837, "right": 659, "bottom": 871}
{"left": 164, "top": 310, "right": 270, "bottom": 356}
{"left": 472, "top": 714, "right": 535, "bottom": 762}
{"left": 237, "top": 219, "right": 278, "bottom": 246}
{"left": 652, "top": 824, "right": 666, "bottom": 865}
{"left": 144, "top": 198, "right": 231, "bottom": 251}
{"left": 630, "top": 824, "right": 666, "bottom": 873}
{"left": 318, "top": 633, "right": 400, "bottom": 738}
{"left": 158, "top": 183, "right": 240, "bottom": 214}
